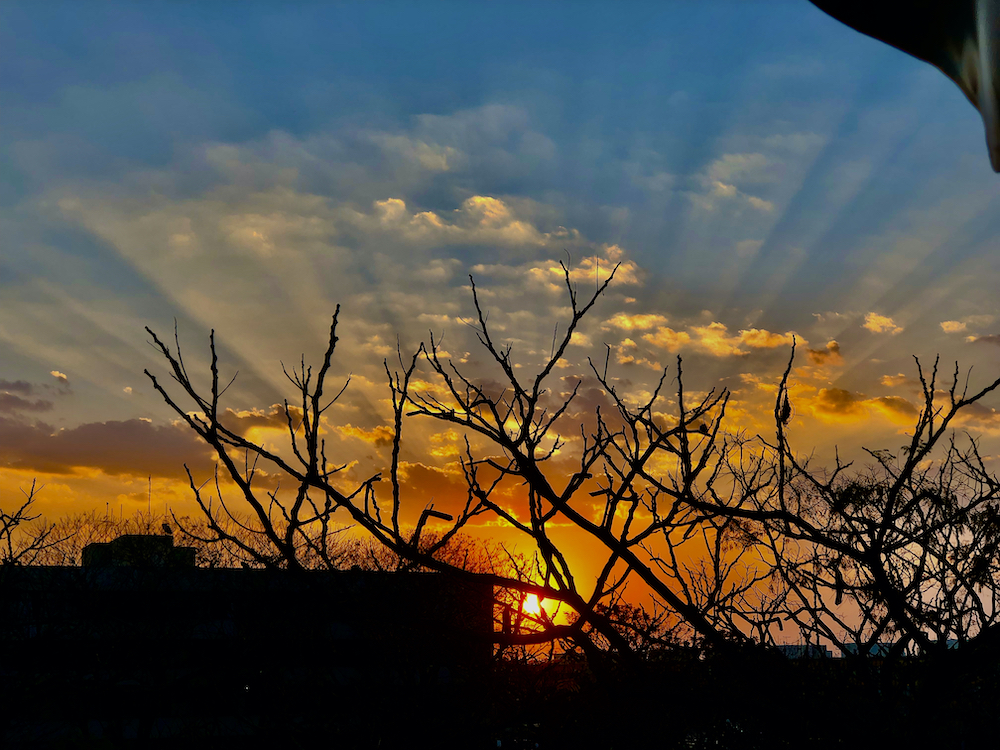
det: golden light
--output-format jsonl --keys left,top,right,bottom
{"left": 523, "top": 593, "right": 542, "bottom": 617}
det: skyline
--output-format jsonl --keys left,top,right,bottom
{"left": 4, "top": 1, "right": 1000, "bottom": 534}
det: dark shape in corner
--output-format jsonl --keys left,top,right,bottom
{"left": 810, "top": 0, "right": 1000, "bottom": 171}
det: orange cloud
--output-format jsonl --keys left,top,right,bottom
{"left": 739, "top": 328, "right": 796, "bottom": 349}
{"left": 953, "top": 401, "right": 1000, "bottom": 433}
{"left": 807, "top": 389, "right": 918, "bottom": 426}
{"left": 811, "top": 388, "right": 867, "bottom": 420}
{"left": 880, "top": 373, "right": 917, "bottom": 389}
{"left": 863, "top": 313, "right": 903, "bottom": 335}
{"left": 690, "top": 323, "right": 748, "bottom": 357}
{"left": 868, "top": 396, "right": 919, "bottom": 423}
{"left": 604, "top": 312, "right": 669, "bottom": 331}
{"left": 807, "top": 340, "right": 842, "bottom": 366}
{"left": 643, "top": 326, "right": 692, "bottom": 352}
{"left": 221, "top": 404, "right": 301, "bottom": 435}
{"left": 339, "top": 423, "right": 395, "bottom": 448}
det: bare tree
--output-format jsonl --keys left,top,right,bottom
{"left": 0, "top": 480, "right": 65, "bottom": 566}
{"left": 144, "top": 265, "right": 704, "bottom": 658}
{"left": 688, "top": 353, "right": 1000, "bottom": 658}
{"left": 145, "top": 261, "right": 1000, "bottom": 662}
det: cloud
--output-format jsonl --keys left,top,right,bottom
{"left": 0, "top": 380, "right": 33, "bottom": 395}
{"left": 690, "top": 323, "right": 748, "bottom": 357}
{"left": 807, "top": 340, "right": 842, "bottom": 366}
{"left": 941, "top": 315, "right": 994, "bottom": 334}
{"left": 880, "top": 373, "right": 917, "bottom": 388}
{"left": 123, "top": 386, "right": 133, "bottom": 395}
{"left": 366, "top": 133, "right": 458, "bottom": 172}
{"left": 953, "top": 401, "right": 1000, "bottom": 432}
{"left": 391, "top": 460, "right": 469, "bottom": 514}
{"left": 604, "top": 312, "right": 669, "bottom": 331}
{"left": 807, "top": 388, "right": 918, "bottom": 425}
{"left": 640, "top": 322, "right": 798, "bottom": 357}
{"left": 221, "top": 405, "right": 301, "bottom": 434}
{"left": 643, "top": 326, "right": 692, "bottom": 352}
{"left": 339, "top": 423, "right": 394, "bottom": 448}
{"left": 967, "top": 334, "right": 1000, "bottom": 346}
{"left": 863, "top": 313, "right": 903, "bottom": 335}
{"left": 0, "top": 394, "right": 54, "bottom": 414}
{"left": 812, "top": 311, "right": 849, "bottom": 325}
{"left": 868, "top": 396, "right": 919, "bottom": 422}
{"left": 687, "top": 152, "right": 780, "bottom": 214}
{"left": 706, "top": 153, "right": 769, "bottom": 185}
{"left": 746, "top": 196, "right": 775, "bottom": 212}
{"left": 0, "top": 417, "right": 215, "bottom": 478}
{"left": 812, "top": 388, "right": 867, "bottom": 419}
{"left": 50, "top": 370, "right": 69, "bottom": 383}
{"left": 739, "top": 328, "right": 796, "bottom": 349}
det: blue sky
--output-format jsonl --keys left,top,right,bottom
{"left": 3, "top": 1, "right": 1000, "bottom": 517}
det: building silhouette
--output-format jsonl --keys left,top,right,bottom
{"left": 0, "top": 534, "right": 493, "bottom": 747}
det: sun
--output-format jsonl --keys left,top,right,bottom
{"left": 523, "top": 593, "right": 542, "bottom": 616}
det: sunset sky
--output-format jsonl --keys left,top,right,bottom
{"left": 4, "top": 1, "right": 1000, "bottom": 539}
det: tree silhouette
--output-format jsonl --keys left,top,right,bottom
{"left": 0, "top": 480, "right": 65, "bottom": 566}
{"left": 145, "top": 262, "right": 1000, "bottom": 664}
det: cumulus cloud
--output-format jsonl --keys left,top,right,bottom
{"left": 739, "top": 328, "right": 796, "bottom": 349}
{"left": 366, "top": 133, "right": 458, "bottom": 171}
{"left": 643, "top": 326, "right": 692, "bottom": 352}
{"left": 941, "top": 315, "right": 993, "bottom": 334}
{"left": 746, "top": 196, "right": 775, "bottom": 212}
{"left": 688, "top": 152, "right": 780, "bottom": 214}
{"left": 807, "top": 340, "right": 842, "bottom": 366}
{"left": 390, "top": 460, "right": 469, "bottom": 513}
{"left": 690, "top": 323, "right": 748, "bottom": 357}
{"left": 812, "top": 388, "right": 867, "bottom": 419}
{"left": 706, "top": 153, "right": 769, "bottom": 184}
{"left": 953, "top": 401, "right": 1000, "bottom": 432}
{"left": 808, "top": 388, "right": 918, "bottom": 425}
{"left": 640, "top": 321, "right": 798, "bottom": 357}
{"left": 863, "top": 313, "right": 903, "bottom": 335}
{"left": 604, "top": 312, "right": 669, "bottom": 331}
{"left": 880, "top": 373, "right": 916, "bottom": 388}
{"left": 868, "top": 396, "right": 919, "bottom": 422}
{"left": 339, "top": 423, "right": 394, "bottom": 448}
{"left": 221, "top": 405, "right": 302, "bottom": 434}
{"left": 50, "top": 370, "right": 69, "bottom": 383}
{"left": 967, "top": 334, "right": 1000, "bottom": 346}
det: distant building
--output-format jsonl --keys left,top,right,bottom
{"left": 81, "top": 533, "right": 196, "bottom": 567}
{"left": 776, "top": 643, "right": 832, "bottom": 659}
{"left": 841, "top": 642, "right": 896, "bottom": 657}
